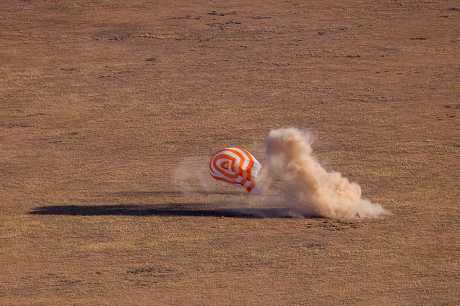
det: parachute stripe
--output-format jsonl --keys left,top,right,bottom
{"left": 209, "top": 147, "right": 260, "bottom": 193}
{"left": 211, "top": 154, "right": 239, "bottom": 179}
{"left": 227, "top": 148, "right": 254, "bottom": 180}
{"left": 240, "top": 147, "right": 255, "bottom": 181}
{"left": 225, "top": 148, "right": 249, "bottom": 180}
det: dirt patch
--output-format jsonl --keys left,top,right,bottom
{"left": 1, "top": 0, "right": 459, "bottom": 305}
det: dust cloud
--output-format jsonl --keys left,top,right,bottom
{"left": 256, "top": 128, "right": 389, "bottom": 219}
{"left": 174, "top": 128, "right": 389, "bottom": 219}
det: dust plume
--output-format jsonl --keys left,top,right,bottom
{"left": 174, "top": 157, "right": 214, "bottom": 194}
{"left": 173, "top": 128, "right": 388, "bottom": 219}
{"left": 256, "top": 128, "right": 389, "bottom": 219}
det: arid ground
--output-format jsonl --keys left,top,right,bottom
{"left": 1, "top": 0, "right": 459, "bottom": 305}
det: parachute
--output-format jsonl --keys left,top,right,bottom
{"left": 209, "top": 147, "right": 261, "bottom": 192}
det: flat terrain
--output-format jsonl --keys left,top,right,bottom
{"left": 1, "top": 0, "right": 459, "bottom": 305}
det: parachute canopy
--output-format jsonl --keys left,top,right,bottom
{"left": 209, "top": 147, "right": 261, "bottom": 192}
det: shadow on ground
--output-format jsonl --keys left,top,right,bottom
{"left": 111, "top": 190, "right": 242, "bottom": 197}
{"left": 30, "top": 203, "right": 300, "bottom": 218}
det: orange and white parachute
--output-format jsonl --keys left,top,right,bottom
{"left": 209, "top": 147, "right": 261, "bottom": 192}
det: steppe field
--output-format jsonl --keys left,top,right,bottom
{"left": 1, "top": 0, "right": 459, "bottom": 305}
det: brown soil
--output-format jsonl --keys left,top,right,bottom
{"left": 1, "top": 0, "right": 459, "bottom": 305}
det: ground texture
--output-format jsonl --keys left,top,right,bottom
{"left": 1, "top": 0, "right": 459, "bottom": 305}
